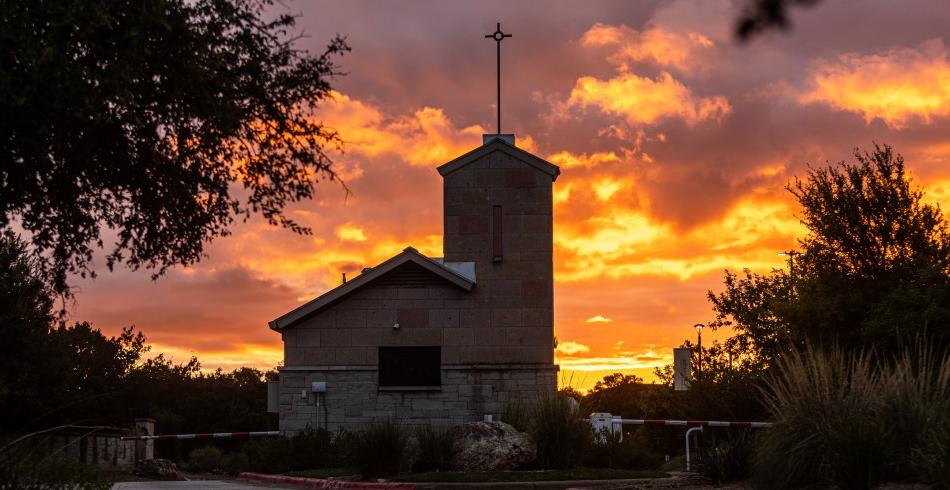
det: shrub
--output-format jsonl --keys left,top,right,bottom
{"left": 0, "top": 456, "right": 113, "bottom": 490}
{"left": 882, "top": 345, "right": 950, "bottom": 487}
{"left": 697, "top": 429, "right": 754, "bottom": 483}
{"left": 583, "top": 428, "right": 664, "bottom": 470}
{"left": 500, "top": 400, "right": 531, "bottom": 433}
{"left": 353, "top": 419, "right": 408, "bottom": 478}
{"left": 754, "top": 347, "right": 884, "bottom": 489}
{"left": 233, "top": 427, "right": 350, "bottom": 474}
{"left": 186, "top": 446, "right": 223, "bottom": 473}
{"left": 529, "top": 394, "right": 591, "bottom": 469}
{"left": 412, "top": 424, "right": 457, "bottom": 472}
{"left": 753, "top": 344, "right": 950, "bottom": 489}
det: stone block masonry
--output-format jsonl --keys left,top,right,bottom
{"left": 272, "top": 139, "right": 561, "bottom": 433}
{"left": 278, "top": 364, "right": 557, "bottom": 432}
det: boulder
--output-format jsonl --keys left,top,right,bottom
{"left": 452, "top": 421, "right": 535, "bottom": 471}
{"left": 133, "top": 458, "right": 180, "bottom": 480}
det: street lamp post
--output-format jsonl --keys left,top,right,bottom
{"left": 694, "top": 323, "right": 704, "bottom": 376}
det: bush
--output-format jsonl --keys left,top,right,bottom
{"left": 883, "top": 345, "right": 950, "bottom": 487}
{"left": 233, "top": 428, "right": 349, "bottom": 474}
{"left": 582, "top": 428, "right": 664, "bottom": 470}
{"left": 412, "top": 424, "right": 457, "bottom": 472}
{"left": 529, "top": 394, "right": 591, "bottom": 470}
{"left": 0, "top": 456, "right": 113, "bottom": 490}
{"left": 698, "top": 429, "right": 753, "bottom": 483}
{"left": 500, "top": 400, "right": 531, "bottom": 433}
{"left": 185, "top": 446, "right": 224, "bottom": 473}
{"left": 353, "top": 419, "right": 408, "bottom": 478}
{"left": 753, "top": 345, "right": 950, "bottom": 489}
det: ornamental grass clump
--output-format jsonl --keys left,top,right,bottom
{"left": 753, "top": 344, "right": 950, "bottom": 489}
{"left": 353, "top": 419, "right": 408, "bottom": 478}
{"left": 412, "top": 424, "right": 457, "bottom": 472}
{"left": 529, "top": 394, "right": 591, "bottom": 469}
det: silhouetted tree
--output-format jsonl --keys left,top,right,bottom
{"left": 1, "top": 0, "right": 350, "bottom": 295}
{"left": 791, "top": 144, "right": 950, "bottom": 350}
{"left": 707, "top": 144, "right": 950, "bottom": 362}
{"left": 0, "top": 232, "right": 274, "bottom": 435}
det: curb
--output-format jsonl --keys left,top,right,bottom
{"left": 239, "top": 472, "right": 416, "bottom": 489}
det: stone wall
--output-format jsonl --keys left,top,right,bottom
{"left": 278, "top": 364, "right": 557, "bottom": 432}
{"left": 442, "top": 148, "right": 556, "bottom": 364}
{"left": 282, "top": 281, "right": 553, "bottom": 365}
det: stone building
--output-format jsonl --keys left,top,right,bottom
{"left": 269, "top": 135, "right": 560, "bottom": 432}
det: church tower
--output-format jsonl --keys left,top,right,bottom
{"left": 437, "top": 136, "right": 559, "bottom": 366}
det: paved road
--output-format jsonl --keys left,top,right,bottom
{"left": 113, "top": 481, "right": 289, "bottom": 490}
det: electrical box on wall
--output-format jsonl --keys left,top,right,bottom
{"left": 311, "top": 381, "right": 327, "bottom": 393}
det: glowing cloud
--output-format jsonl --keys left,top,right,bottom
{"left": 548, "top": 151, "right": 622, "bottom": 169}
{"left": 581, "top": 23, "right": 715, "bottom": 72}
{"left": 336, "top": 224, "right": 368, "bottom": 242}
{"left": 586, "top": 315, "right": 613, "bottom": 323}
{"left": 567, "top": 72, "right": 731, "bottom": 126}
{"left": 318, "top": 91, "right": 486, "bottom": 166}
{"left": 556, "top": 341, "right": 592, "bottom": 355}
{"left": 557, "top": 351, "right": 673, "bottom": 371}
{"left": 799, "top": 39, "right": 950, "bottom": 129}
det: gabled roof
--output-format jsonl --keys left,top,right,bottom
{"left": 437, "top": 137, "right": 560, "bottom": 180}
{"left": 268, "top": 247, "right": 475, "bottom": 330}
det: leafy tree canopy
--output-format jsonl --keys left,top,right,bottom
{"left": 0, "top": 232, "right": 274, "bottom": 435}
{"left": 708, "top": 144, "right": 950, "bottom": 364}
{"left": 0, "top": 0, "right": 350, "bottom": 295}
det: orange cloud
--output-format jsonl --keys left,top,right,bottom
{"left": 567, "top": 72, "right": 731, "bottom": 126}
{"left": 580, "top": 23, "right": 715, "bottom": 73}
{"left": 336, "top": 224, "right": 368, "bottom": 242}
{"left": 557, "top": 349, "right": 672, "bottom": 371}
{"left": 799, "top": 39, "right": 950, "bottom": 129}
{"left": 556, "top": 341, "right": 591, "bottom": 355}
{"left": 554, "top": 197, "right": 802, "bottom": 282}
{"left": 548, "top": 151, "right": 622, "bottom": 169}
{"left": 318, "top": 91, "right": 486, "bottom": 166}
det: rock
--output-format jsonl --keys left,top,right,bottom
{"left": 133, "top": 458, "right": 180, "bottom": 480}
{"left": 452, "top": 421, "right": 536, "bottom": 471}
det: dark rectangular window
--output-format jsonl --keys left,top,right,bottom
{"left": 492, "top": 205, "right": 503, "bottom": 262}
{"left": 378, "top": 346, "right": 441, "bottom": 387}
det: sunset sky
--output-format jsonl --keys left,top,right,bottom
{"left": 73, "top": 0, "right": 950, "bottom": 390}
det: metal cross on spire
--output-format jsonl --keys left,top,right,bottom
{"left": 485, "top": 22, "right": 512, "bottom": 134}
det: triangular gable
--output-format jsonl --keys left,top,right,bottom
{"left": 437, "top": 137, "right": 560, "bottom": 180}
{"left": 269, "top": 247, "right": 475, "bottom": 330}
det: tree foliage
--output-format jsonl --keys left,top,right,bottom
{"left": 0, "top": 232, "right": 274, "bottom": 436}
{"left": 0, "top": 0, "right": 350, "bottom": 295}
{"left": 708, "top": 144, "right": 950, "bottom": 366}
{"left": 736, "top": 0, "right": 821, "bottom": 40}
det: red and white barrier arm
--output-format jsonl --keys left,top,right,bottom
{"left": 620, "top": 419, "right": 773, "bottom": 428}
{"left": 121, "top": 430, "right": 280, "bottom": 441}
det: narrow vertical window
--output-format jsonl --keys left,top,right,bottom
{"left": 492, "top": 205, "right": 503, "bottom": 262}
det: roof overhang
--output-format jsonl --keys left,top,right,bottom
{"left": 268, "top": 247, "right": 475, "bottom": 330}
{"left": 437, "top": 137, "right": 560, "bottom": 181}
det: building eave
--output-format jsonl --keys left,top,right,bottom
{"left": 268, "top": 247, "right": 475, "bottom": 331}
{"left": 436, "top": 138, "right": 560, "bottom": 181}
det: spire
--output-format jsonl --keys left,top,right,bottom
{"left": 485, "top": 22, "right": 512, "bottom": 135}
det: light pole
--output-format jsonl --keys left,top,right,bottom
{"left": 694, "top": 323, "right": 704, "bottom": 376}
{"left": 778, "top": 250, "right": 805, "bottom": 295}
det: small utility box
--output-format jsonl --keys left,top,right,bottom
{"left": 674, "top": 347, "right": 692, "bottom": 391}
{"left": 266, "top": 380, "right": 279, "bottom": 413}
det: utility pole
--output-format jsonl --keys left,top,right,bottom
{"left": 779, "top": 250, "right": 804, "bottom": 295}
